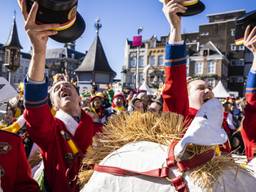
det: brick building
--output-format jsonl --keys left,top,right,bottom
{"left": 122, "top": 10, "right": 253, "bottom": 96}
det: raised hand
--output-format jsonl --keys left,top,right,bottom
{"left": 162, "top": 0, "right": 187, "bottom": 30}
{"left": 162, "top": 0, "right": 187, "bottom": 43}
{"left": 17, "top": 0, "right": 60, "bottom": 54}
{"left": 244, "top": 25, "right": 256, "bottom": 55}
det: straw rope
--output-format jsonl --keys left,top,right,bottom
{"left": 79, "top": 112, "right": 241, "bottom": 190}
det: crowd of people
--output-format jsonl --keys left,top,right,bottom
{"left": 0, "top": 0, "right": 256, "bottom": 191}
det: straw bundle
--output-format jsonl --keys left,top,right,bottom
{"left": 79, "top": 112, "right": 240, "bottom": 190}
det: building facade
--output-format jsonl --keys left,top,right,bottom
{"left": 200, "top": 10, "right": 247, "bottom": 95}
{"left": 46, "top": 42, "right": 85, "bottom": 84}
{"left": 0, "top": 16, "right": 86, "bottom": 88}
{"left": 123, "top": 9, "right": 253, "bottom": 96}
{"left": 75, "top": 19, "right": 116, "bottom": 90}
{"left": 1, "top": 43, "right": 84, "bottom": 87}
{"left": 122, "top": 39, "right": 146, "bottom": 88}
{"left": 0, "top": 44, "right": 4, "bottom": 77}
{"left": 122, "top": 35, "right": 166, "bottom": 88}
{"left": 187, "top": 41, "right": 229, "bottom": 88}
{"left": 76, "top": 35, "right": 116, "bottom": 88}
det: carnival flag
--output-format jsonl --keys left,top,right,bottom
{"left": 132, "top": 35, "right": 142, "bottom": 47}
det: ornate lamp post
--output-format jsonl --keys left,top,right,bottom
{"left": 133, "top": 27, "right": 143, "bottom": 90}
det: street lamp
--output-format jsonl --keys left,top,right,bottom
{"left": 134, "top": 27, "right": 143, "bottom": 90}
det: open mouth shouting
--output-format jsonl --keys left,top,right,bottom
{"left": 60, "top": 91, "right": 71, "bottom": 99}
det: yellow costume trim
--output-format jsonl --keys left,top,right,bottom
{"left": 49, "top": 16, "right": 76, "bottom": 31}
{"left": 182, "top": 0, "right": 198, "bottom": 7}
{"left": 2, "top": 121, "right": 21, "bottom": 133}
{"left": 60, "top": 130, "right": 79, "bottom": 155}
{"left": 114, "top": 106, "right": 126, "bottom": 112}
{"left": 215, "top": 145, "right": 221, "bottom": 156}
{"left": 235, "top": 38, "right": 244, "bottom": 45}
{"left": 14, "top": 108, "right": 22, "bottom": 118}
{"left": 67, "top": 140, "right": 79, "bottom": 155}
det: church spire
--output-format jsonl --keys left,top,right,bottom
{"left": 5, "top": 11, "right": 23, "bottom": 49}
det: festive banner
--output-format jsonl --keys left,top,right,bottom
{"left": 132, "top": 35, "right": 142, "bottom": 47}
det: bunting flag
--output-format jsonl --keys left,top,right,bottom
{"left": 132, "top": 35, "right": 142, "bottom": 47}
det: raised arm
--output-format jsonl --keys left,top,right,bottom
{"left": 241, "top": 25, "right": 256, "bottom": 161}
{"left": 18, "top": 0, "right": 60, "bottom": 149}
{"left": 17, "top": 0, "right": 59, "bottom": 81}
{"left": 161, "top": 0, "right": 189, "bottom": 116}
{"left": 244, "top": 25, "right": 256, "bottom": 106}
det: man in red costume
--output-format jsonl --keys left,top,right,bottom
{"left": 161, "top": 0, "right": 213, "bottom": 125}
{"left": 18, "top": 0, "right": 94, "bottom": 191}
{"left": 0, "top": 130, "right": 39, "bottom": 191}
{"left": 161, "top": 0, "right": 233, "bottom": 153}
{"left": 240, "top": 25, "right": 256, "bottom": 161}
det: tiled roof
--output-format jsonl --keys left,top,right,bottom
{"left": 5, "top": 17, "right": 22, "bottom": 49}
{"left": 76, "top": 36, "right": 116, "bottom": 76}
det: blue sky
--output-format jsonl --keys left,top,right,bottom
{"left": 0, "top": 0, "right": 255, "bottom": 78}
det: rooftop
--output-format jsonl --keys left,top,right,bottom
{"left": 206, "top": 9, "right": 245, "bottom": 17}
{"left": 76, "top": 35, "right": 116, "bottom": 75}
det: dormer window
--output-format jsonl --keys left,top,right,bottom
{"left": 202, "top": 49, "right": 209, "bottom": 57}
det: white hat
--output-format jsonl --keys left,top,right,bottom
{"left": 174, "top": 98, "right": 228, "bottom": 159}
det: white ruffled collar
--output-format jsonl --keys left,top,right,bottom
{"left": 55, "top": 109, "right": 79, "bottom": 135}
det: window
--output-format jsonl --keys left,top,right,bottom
{"left": 59, "top": 53, "right": 65, "bottom": 58}
{"left": 231, "top": 59, "right": 244, "bottom": 66}
{"left": 139, "top": 72, "right": 144, "bottom": 84}
{"left": 203, "top": 49, "right": 209, "bottom": 57}
{"left": 186, "top": 58, "right": 190, "bottom": 76}
{"left": 132, "top": 73, "right": 136, "bottom": 85}
{"left": 139, "top": 56, "right": 144, "bottom": 67}
{"left": 18, "top": 66, "right": 23, "bottom": 73}
{"left": 230, "top": 44, "right": 237, "bottom": 51}
{"left": 200, "top": 32, "right": 209, "bottom": 36}
{"left": 4, "top": 50, "right": 10, "bottom": 64}
{"left": 149, "top": 55, "right": 155, "bottom": 66}
{"left": 207, "top": 78, "right": 215, "bottom": 87}
{"left": 238, "top": 45, "right": 245, "bottom": 51}
{"left": 2, "top": 65, "right": 7, "bottom": 72}
{"left": 207, "top": 61, "right": 215, "bottom": 74}
{"left": 158, "top": 55, "right": 164, "bottom": 66}
{"left": 230, "top": 76, "right": 244, "bottom": 83}
{"left": 231, "top": 28, "right": 235, "bottom": 37}
{"left": 195, "top": 62, "right": 203, "bottom": 75}
{"left": 129, "top": 57, "right": 136, "bottom": 68}
{"left": 126, "top": 75, "right": 133, "bottom": 84}
{"left": 150, "top": 40, "right": 157, "bottom": 48}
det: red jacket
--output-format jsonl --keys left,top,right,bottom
{"left": 0, "top": 130, "right": 39, "bottom": 192}
{"left": 24, "top": 105, "right": 94, "bottom": 192}
{"left": 162, "top": 44, "right": 196, "bottom": 126}
{"left": 241, "top": 70, "right": 256, "bottom": 160}
{"left": 24, "top": 78, "right": 95, "bottom": 191}
{"left": 162, "top": 44, "right": 231, "bottom": 152}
